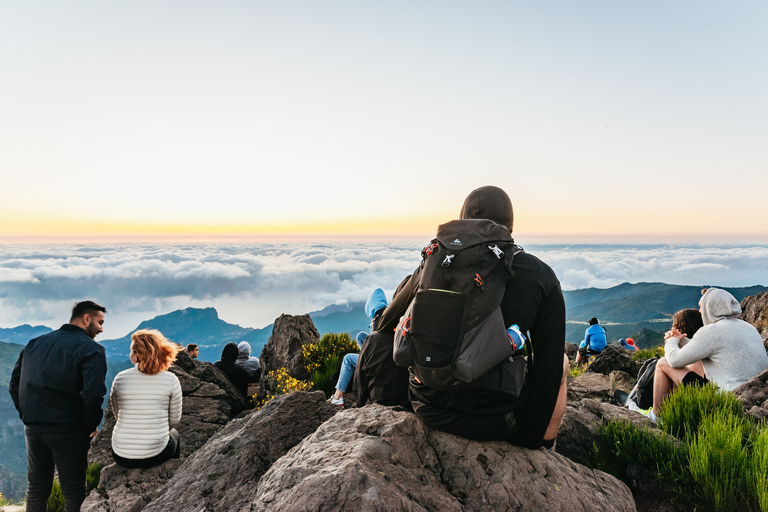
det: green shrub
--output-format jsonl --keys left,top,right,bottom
{"left": 598, "top": 383, "right": 768, "bottom": 511}
{"left": 46, "top": 462, "right": 104, "bottom": 511}
{"left": 303, "top": 332, "right": 358, "bottom": 396}
{"left": 632, "top": 346, "right": 664, "bottom": 361}
{"left": 256, "top": 367, "right": 312, "bottom": 409}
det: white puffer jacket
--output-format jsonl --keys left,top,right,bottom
{"left": 109, "top": 366, "right": 182, "bottom": 459}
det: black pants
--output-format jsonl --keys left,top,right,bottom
{"left": 25, "top": 430, "right": 91, "bottom": 512}
{"left": 111, "top": 428, "right": 181, "bottom": 469}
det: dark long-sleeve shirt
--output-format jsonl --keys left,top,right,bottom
{"left": 9, "top": 324, "right": 108, "bottom": 434}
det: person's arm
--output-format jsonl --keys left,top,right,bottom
{"left": 665, "top": 328, "right": 716, "bottom": 368}
{"left": 81, "top": 348, "right": 108, "bottom": 433}
{"left": 524, "top": 283, "right": 566, "bottom": 448}
{"left": 108, "top": 375, "right": 120, "bottom": 420}
{"left": 8, "top": 350, "right": 23, "bottom": 415}
{"left": 168, "top": 374, "right": 183, "bottom": 428}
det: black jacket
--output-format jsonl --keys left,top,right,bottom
{"left": 379, "top": 249, "right": 565, "bottom": 449}
{"left": 215, "top": 342, "right": 251, "bottom": 396}
{"left": 354, "top": 330, "right": 411, "bottom": 410}
{"left": 9, "top": 324, "right": 108, "bottom": 434}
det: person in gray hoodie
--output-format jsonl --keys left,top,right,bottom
{"left": 651, "top": 288, "right": 768, "bottom": 421}
{"left": 235, "top": 341, "right": 261, "bottom": 382}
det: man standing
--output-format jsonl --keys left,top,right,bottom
{"left": 9, "top": 301, "right": 108, "bottom": 512}
{"left": 382, "top": 186, "right": 568, "bottom": 450}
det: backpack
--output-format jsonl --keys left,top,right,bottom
{"left": 392, "top": 218, "right": 522, "bottom": 391}
{"left": 628, "top": 357, "right": 659, "bottom": 410}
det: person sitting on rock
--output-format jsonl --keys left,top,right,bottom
{"left": 215, "top": 342, "right": 251, "bottom": 397}
{"left": 328, "top": 288, "right": 390, "bottom": 407}
{"left": 186, "top": 343, "right": 199, "bottom": 359}
{"left": 235, "top": 341, "right": 262, "bottom": 382}
{"left": 574, "top": 317, "right": 607, "bottom": 365}
{"left": 649, "top": 289, "right": 768, "bottom": 422}
{"left": 620, "top": 337, "right": 638, "bottom": 351}
{"left": 110, "top": 329, "right": 183, "bottom": 469}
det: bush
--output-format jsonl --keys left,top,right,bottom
{"left": 47, "top": 462, "right": 103, "bottom": 512}
{"left": 632, "top": 346, "right": 664, "bottom": 361}
{"left": 255, "top": 368, "right": 312, "bottom": 410}
{"left": 303, "top": 333, "right": 359, "bottom": 396}
{"left": 598, "top": 383, "right": 768, "bottom": 511}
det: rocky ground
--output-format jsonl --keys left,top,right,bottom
{"left": 70, "top": 292, "right": 768, "bottom": 511}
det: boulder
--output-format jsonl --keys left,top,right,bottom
{"left": 588, "top": 345, "right": 640, "bottom": 377}
{"left": 81, "top": 460, "right": 183, "bottom": 512}
{"left": 568, "top": 372, "right": 611, "bottom": 401}
{"left": 143, "top": 391, "right": 338, "bottom": 511}
{"left": 740, "top": 291, "right": 768, "bottom": 351}
{"left": 557, "top": 398, "right": 657, "bottom": 467}
{"left": 565, "top": 342, "right": 578, "bottom": 360}
{"left": 252, "top": 404, "right": 636, "bottom": 511}
{"left": 259, "top": 314, "right": 319, "bottom": 381}
{"left": 733, "top": 369, "right": 768, "bottom": 421}
{"left": 609, "top": 370, "right": 635, "bottom": 394}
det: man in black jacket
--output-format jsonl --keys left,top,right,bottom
{"left": 379, "top": 186, "right": 568, "bottom": 450}
{"left": 9, "top": 300, "right": 108, "bottom": 512}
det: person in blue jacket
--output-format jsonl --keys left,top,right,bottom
{"left": 575, "top": 317, "right": 607, "bottom": 365}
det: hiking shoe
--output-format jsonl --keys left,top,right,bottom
{"left": 637, "top": 407, "right": 658, "bottom": 423}
{"left": 328, "top": 396, "right": 344, "bottom": 407}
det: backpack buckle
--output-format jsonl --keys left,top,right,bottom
{"left": 441, "top": 254, "right": 454, "bottom": 267}
{"left": 488, "top": 244, "right": 504, "bottom": 259}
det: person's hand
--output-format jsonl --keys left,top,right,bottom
{"left": 664, "top": 327, "right": 685, "bottom": 341}
{"left": 89, "top": 430, "right": 99, "bottom": 438}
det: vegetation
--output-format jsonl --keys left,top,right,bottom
{"left": 597, "top": 383, "right": 768, "bottom": 511}
{"left": 632, "top": 346, "right": 664, "bottom": 361}
{"left": 303, "top": 333, "right": 359, "bottom": 396}
{"left": 255, "top": 368, "right": 312, "bottom": 410}
{"left": 0, "top": 491, "right": 12, "bottom": 506}
{"left": 46, "top": 462, "right": 103, "bottom": 511}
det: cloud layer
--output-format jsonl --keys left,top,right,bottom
{"left": 2, "top": 242, "right": 768, "bottom": 338}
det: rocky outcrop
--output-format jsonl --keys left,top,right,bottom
{"left": 588, "top": 345, "right": 640, "bottom": 377}
{"left": 253, "top": 404, "right": 636, "bottom": 512}
{"left": 557, "top": 398, "right": 657, "bottom": 467}
{"left": 81, "top": 460, "right": 183, "bottom": 512}
{"left": 568, "top": 372, "right": 611, "bottom": 401}
{"left": 565, "top": 342, "right": 578, "bottom": 359}
{"left": 741, "top": 291, "right": 768, "bottom": 351}
{"left": 733, "top": 369, "right": 768, "bottom": 421}
{"left": 259, "top": 314, "right": 319, "bottom": 381}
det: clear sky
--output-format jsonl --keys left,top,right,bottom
{"left": 2, "top": 1, "right": 767, "bottom": 242}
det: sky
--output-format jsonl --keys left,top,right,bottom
{"left": 2, "top": 242, "right": 768, "bottom": 338}
{"left": 1, "top": 1, "right": 767, "bottom": 242}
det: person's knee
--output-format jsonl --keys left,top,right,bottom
{"left": 656, "top": 357, "right": 670, "bottom": 373}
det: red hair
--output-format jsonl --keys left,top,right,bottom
{"left": 130, "top": 329, "right": 182, "bottom": 375}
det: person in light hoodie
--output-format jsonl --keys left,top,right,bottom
{"left": 110, "top": 329, "right": 183, "bottom": 468}
{"left": 650, "top": 288, "right": 768, "bottom": 421}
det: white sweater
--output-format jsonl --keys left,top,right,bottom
{"left": 109, "top": 366, "right": 182, "bottom": 459}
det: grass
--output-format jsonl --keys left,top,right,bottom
{"left": 46, "top": 462, "right": 103, "bottom": 512}
{"left": 597, "top": 383, "right": 768, "bottom": 511}
{"left": 632, "top": 346, "right": 664, "bottom": 361}
{"left": 303, "top": 332, "right": 359, "bottom": 396}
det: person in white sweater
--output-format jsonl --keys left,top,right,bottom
{"left": 110, "top": 329, "right": 183, "bottom": 468}
{"left": 652, "top": 288, "right": 768, "bottom": 419}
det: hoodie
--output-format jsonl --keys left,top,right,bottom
{"left": 665, "top": 288, "right": 768, "bottom": 390}
{"left": 235, "top": 341, "right": 261, "bottom": 381}
{"left": 215, "top": 342, "right": 251, "bottom": 396}
{"left": 365, "top": 288, "right": 388, "bottom": 331}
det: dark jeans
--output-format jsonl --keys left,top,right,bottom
{"left": 25, "top": 431, "right": 91, "bottom": 512}
{"left": 111, "top": 428, "right": 181, "bottom": 469}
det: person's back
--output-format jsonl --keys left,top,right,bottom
{"left": 235, "top": 341, "right": 262, "bottom": 381}
{"left": 584, "top": 322, "right": 607, "bottom": 352}
{"left": 215, "top": 342, "right": 251, "bottom": 396}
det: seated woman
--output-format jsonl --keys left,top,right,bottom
{"left": 651, "top": 289, "right": 768, "bottom": 422}
{"left": 215, "top": 342, "right": 251, "bottom": 397}
{"left": 110, "top": 329, "right": 183, "bottom": 468}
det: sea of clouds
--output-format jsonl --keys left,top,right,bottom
{"left": 2, "top": 242, "right": 768, "bottom": 339}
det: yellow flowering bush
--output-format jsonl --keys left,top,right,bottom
{"left": 303, "top": 332, "right": 359, "bottom": 395}
{"left": 255, "top": 367, "right": 312, "bottom": 410}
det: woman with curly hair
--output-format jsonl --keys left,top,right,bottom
{"left": 109, "top": 329, "right": 183, "bottom": 468}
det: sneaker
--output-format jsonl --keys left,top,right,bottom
{"left": 328, "top": 396, "right": 344, "bottom": 407}
{"left": 637, "top": 407, "right": 658, "bottom": 423}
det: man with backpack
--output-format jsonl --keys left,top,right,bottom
{"left": 381, "top": 186, "right": 568, "bottom": 450}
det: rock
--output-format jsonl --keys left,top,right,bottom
{"left": 252, "top": 404, "right": 636, "bottom": 511}
{"left": 568, "top": 372, "right": 611, "bottom": 401}
{"left": 740, "top": 292, "right": 768, "bottom": 351}
{"left": 733, "top": 369, "right": 768, "bottom": 421}
{"left": 588, "top": 345, "right": 640, "bottom": 377}
{"left": 143, "top": 391, "right": 339, "bottom": 511}
{"left": 609, "top": 370, "right": 635, "bottom": 394}
{"left": 259, "top": 314, "right": 319, "bottom": 381}
{"left": 565, "top": 342, "right": 578, "bottom": 359}
{"left": 81, "top": 460, "right": 183, "bottom": 512}
{"left": 88, "top": 352, "right": 251, "bottom": 472}
{"left": 558, "top": 398, "right": 657, "bottom": 467}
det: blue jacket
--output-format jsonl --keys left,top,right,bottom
{"left": 9, "top": 324, "right": 107, "bottom": 434}
{"left": 365, "top": 288, "right": 388, "bottom": 330}
{"left": 580, "top": 324, "right": 607, "bottom": 352}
